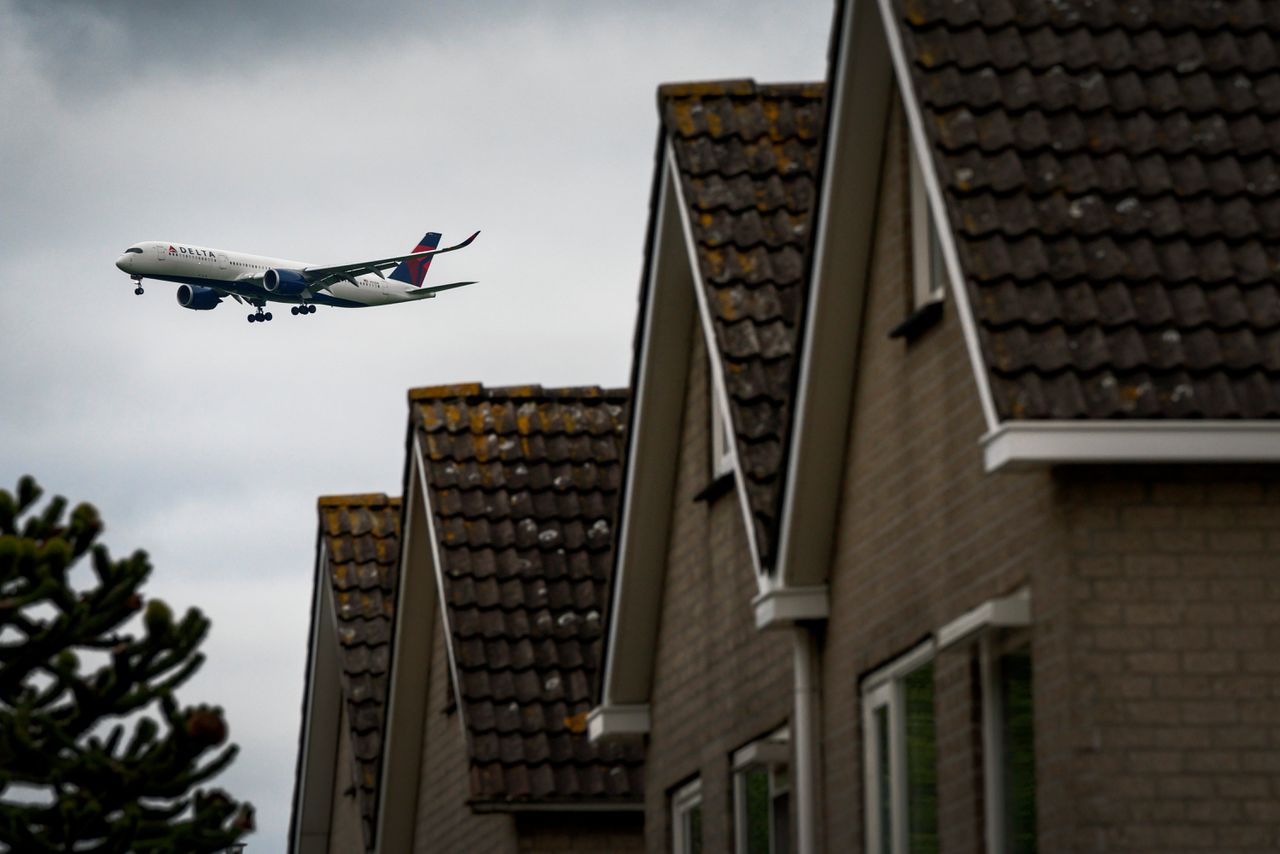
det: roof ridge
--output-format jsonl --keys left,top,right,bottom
{"left": 409, "top": 383, "right": 628, "bottom": 402}
{"left": 317, "top": 493, "right": 400, "bottom": 507}
{"left": 657, "top": 79, "right": 825, "bottom": 101}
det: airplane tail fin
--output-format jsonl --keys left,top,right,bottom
{"left": 388, "top": 231, "right": 442, "bottom": 285}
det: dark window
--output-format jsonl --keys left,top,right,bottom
{"left": 1000, "top": 650, "right": 1036, "bottom": 854}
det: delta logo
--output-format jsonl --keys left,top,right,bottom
{"left": 168, "top": 245, "right": 215, "bottom": 258}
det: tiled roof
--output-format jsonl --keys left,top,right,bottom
{"left": 410, "top": 383, "right": 643, "bottom": 807}
{"left": 660, "top": 79, "right": 826, "bottom": 567}
{"left": 317, "top": 493, "right": 400, "bottom": 852}
{"left": 893, "top": 0, "right": 1280, "bottom": 419}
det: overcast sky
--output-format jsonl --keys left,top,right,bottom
{"left": 0, "top": 1, "right": 833, "bottom": 848}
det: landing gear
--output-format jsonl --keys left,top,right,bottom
{"left": 247, "top": 308, "right": 273, "bottom": 323}
{"left": 131, "top": 275, "right": 144, "bottom": 296}
{"left": 291, "top": 304, "right": 317, "bottom": 316}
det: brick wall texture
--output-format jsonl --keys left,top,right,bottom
{"left": 641, "top": 330, "right": 794, "bottom": 853}
{"left": 816, "top": 99, "right": 1280, "bottom": 853}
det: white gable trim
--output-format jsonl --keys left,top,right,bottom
{"left": 875, "top": 0, "right": 999, "bottom": 433}
{"left": 597, "top": 147, "right": 697, "bottom": 711}
{"left": 415, "top": 436, "right": 468, "bottom": 748}
{"left": 373, "top": 442, "right": 442, "bottom": 853}
{"left": 773, "top": 0, "right": 894, "bottom": 594}
{"left": 983, "top": 421, "right": 1280, "bottom": 472}
{"left": 290, "top": 542, "right": 342, "bottom": 854}
{"left": 667, "top": 144, "right": 768, "bottom": 581}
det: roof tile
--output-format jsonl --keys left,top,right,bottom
{"left": 662, "top": 81, "right": 825, "bottom": 567}
{"left": 316, "top": 493, "right": 401, "bottom": 851}
{"left": 414, "top": 386, "right": 642, "bottom": 807}
{"left": 892, "top": 1, "right": 1280, "bottom": 418}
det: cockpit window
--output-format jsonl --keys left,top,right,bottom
{"left": 124, "top": 247, "right": 143, "bottom": 254}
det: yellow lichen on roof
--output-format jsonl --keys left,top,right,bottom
{"left": 408, "top": 382, "right": 483, "bottom": 401}
{"left": 318, "top": 493, "right": 396, "bottom": 508}
{"left": 658, "top": 79, "right": 755, "bottom": 99}
{"left": 717, "top": 290, "right": 740, "bottom": 322}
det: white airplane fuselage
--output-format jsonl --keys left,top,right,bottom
{"left": 114, "top": 241, "right": 420, "bottom": 308}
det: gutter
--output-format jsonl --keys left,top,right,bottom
{"left": 982, "top": 420, "right": 1280, "bottom": 472}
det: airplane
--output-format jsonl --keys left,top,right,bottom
{"left": 114, "top": 230, "right": 479, "bottom": 323}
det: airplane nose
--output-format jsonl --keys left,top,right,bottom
{"left": 115, "top": 255, "right": 130, "bottom": 272}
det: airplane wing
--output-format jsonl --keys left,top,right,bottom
{"left": 301, "top": 230, "right": 480, "bottom": 291}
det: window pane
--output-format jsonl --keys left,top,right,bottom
{"left": 904, "top": 664, "right": 938, "bottom": 854}
{"left": 744, "top": 768, "right": 771, "bottom": 854}
{"left": 687, "top": 804, "right": 703, "bottom": 854}
{"left": 875, "top": 705, "right": 892, "bottom": 854}
{"left": 1001, "top": 650, "right": 1036, "bottom": 854}
{"left": 772, "top": 784, "right": 791, "bottom": 854}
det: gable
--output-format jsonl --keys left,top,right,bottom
{"left": 661, "top": 80, "right": 827, "bottom": 571}
{"left": 411, "top": 384, "right": 644, "bottom": 807}
{"left": 316, "top": 494, "right": 400, "bottom": 851}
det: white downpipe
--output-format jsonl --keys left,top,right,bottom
{"left": 794, "top": 626, "right": 821, "bottom": 854}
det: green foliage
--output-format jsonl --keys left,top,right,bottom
{"left": 0, "top": 476, "right": 253, "bottom": 852}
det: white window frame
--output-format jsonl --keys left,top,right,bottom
{"left": 710, "top": 370, "right": 734, "bottom": 479}
{"left": 909, "top": 148, "right": 946, "bottom": 309}
{"left": 733, "top": 728, "right": 791, "bottom": 854}
{"left": 862, "top": 639, "right": 935, "bottom": 854}
{"left": 672, "top": 777, "right": 703, "bottom": 854}
{"left": 937, "top": 589, "right": 1033, "bottom": 854}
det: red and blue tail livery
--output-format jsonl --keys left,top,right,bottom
{"left": 389, "top": 232, "right": 443, "bottom": 285}
{"left": 113, "top": 229, "right": 480, "bottom": 325}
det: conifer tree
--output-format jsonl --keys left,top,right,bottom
{"left": 0, "top": 476, "right": 253, "bottom": 852}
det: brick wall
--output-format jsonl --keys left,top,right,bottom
{"left": 514, "top": 812, "right": 645, "bottom": 852}
{"left": 642, "top": 330, "right": 794, "bottom": 852}
{"left": 1062, "top": 465, "right": 1280, "bottom": 852}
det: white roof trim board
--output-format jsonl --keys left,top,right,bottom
{"left": 983, "top": 421, "right": 1280, "bottom": 472}
{"left": 667, "top": 143, "right": 769, "bottom": 583}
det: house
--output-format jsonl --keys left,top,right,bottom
{"left": 291, "top": 385, "right": 645, "bottom": 853}
{"left": 590, "top": 1, "right": 1280, "bottom": 853}
{"left": 291, "top": 493, "right": 401, "bottom": 853}
{"left": 585, "top": 78, "right": 828, "bottom": 853}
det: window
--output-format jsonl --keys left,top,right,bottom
{"left": 993, "top": 645, "right": 1034, "bottom": 850}
{"left": 124, "top": 247, "right": 143, "bottom": 254}
{"left": 981, "top": 639, "right": 1036, "bottom": 854}
{"left": 909, "top": 148, "right": 946, "bottom": 310}
{"left": 734, "top": 729, "right": 790, "bottom": 854}
{"left": 937, "top": 590, "right": 1035, "bottom": 854}
{"left": 863, "top": 641, "right": 937, "bottom": 854}
{"left": 672, "top": 778, "right": 703, "bottom": 854}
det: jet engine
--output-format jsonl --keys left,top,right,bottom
{"left": 176, "top": 284, "right": 222, "bottom": 310}
{"left": 263, "top": 268, "right": 309, "bottom": 296}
